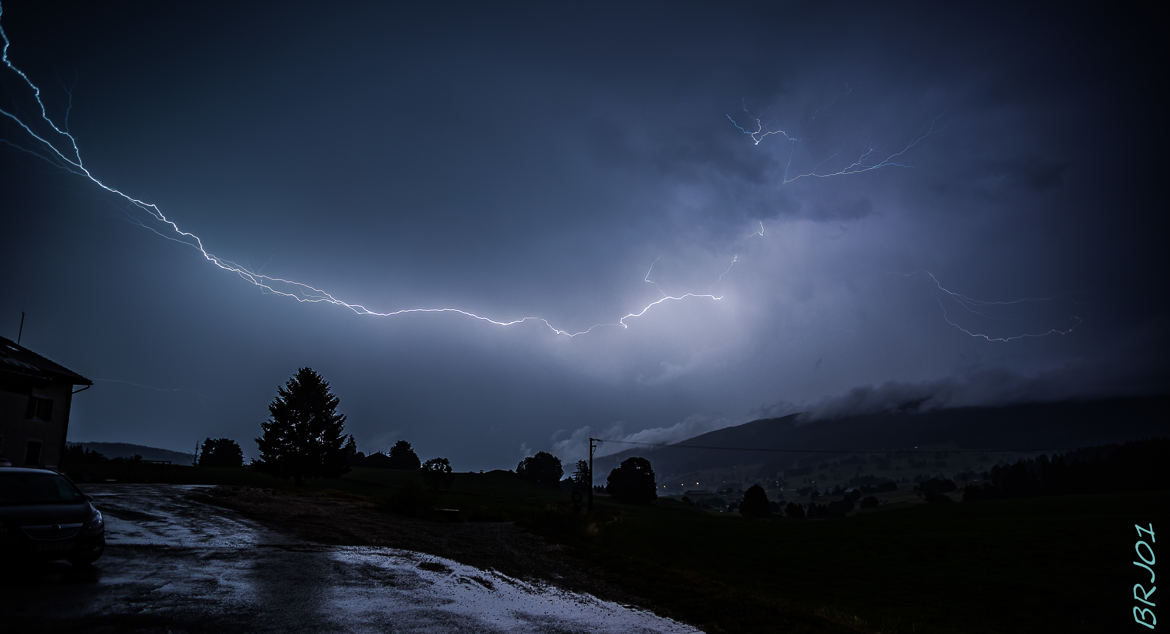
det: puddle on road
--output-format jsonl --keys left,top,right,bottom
{"left": 77, "top": 485, "right": 696, "bottom": 633}
{"left": 327, "top": 547, "right": 699, "bottom": 633}
{"left": 88, "top": 484, "right": 295, "bottom": 548}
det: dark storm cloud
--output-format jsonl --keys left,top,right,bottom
{"left": 802, "top": 367, "right": 1115, "bottom": 423}
{"left": 1, "top": 1, "right": 1166, "bottom": 469}
{"left": 926, "top": 155, "right": 1071, "bottom": 202}
{"left": 805, "top": 197, "right": 873, "bottom": 222}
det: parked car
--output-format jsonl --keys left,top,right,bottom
{"left": 0, "top": 467, "right": 104, "bottom": 565}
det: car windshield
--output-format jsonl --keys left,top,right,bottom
{"left": 0, "top": 472, "right": 86, "bottom": 505}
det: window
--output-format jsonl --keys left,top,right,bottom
{"left": 25, "top": 396, "right": 53, "bottom": 421}
{"left": 24, "top": 440, "right": 42, "bottom": 466}
{"left": 0, "top": 471, "right": 85, "bottom": 505}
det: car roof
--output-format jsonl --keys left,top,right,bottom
{"left": 0, "top": 467, "right": 63, "bottom": 475}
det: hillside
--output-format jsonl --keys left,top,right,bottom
{"left": 72, "top": 441, "right": 195, "bottom": 465}
{"left": 594, "top": 394, "right": 1170, "bottom": 491}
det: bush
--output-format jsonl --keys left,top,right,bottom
{"left": 422, "top": 457, "right": 453, "bottom": 489}
{"left": 198, "top": 438, "right": 244, "bottom": 468}
{"left": 606, "top": 457, "right": 657, "bottom": 504}
{"left": 916, "top": 477, "right": 957, "bottom": 498}
{"left": 361, "top": 452, "right": 393, "bottom": 468}
{"left": 388, "top": 441, "right": 421, "bottom": 471}
{"left": 739, "top": 484, "right": 771, "bottom": 518}
{"left": 517, "top": 451, "right": 563, "bottom": 487}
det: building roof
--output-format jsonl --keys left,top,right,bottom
{"left": 0, "top": 336, "right": 92, "bottom": 386}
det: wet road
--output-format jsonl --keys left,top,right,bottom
{"left": 2, "top": 484, "right": 697, "bottom": 633}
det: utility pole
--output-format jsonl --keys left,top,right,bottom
{"left": 17, "top": 311, "right": 25, "bottom": 344}
{"left": 588, "top": 437, "right": 598, "bottom": 512}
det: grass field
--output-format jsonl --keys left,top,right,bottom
{"left": 570, "top": 491, "right": 1167, "bottom": 633}
{"left": 74, "top": 461, "right": 1167, "bottom": 633}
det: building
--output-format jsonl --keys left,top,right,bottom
{"left": 0, "top": 336, "right": 92, "bottom": 467}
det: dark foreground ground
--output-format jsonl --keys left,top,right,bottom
{"left": 35, "top": 464, "right": 1170, "bottom": 633}
{"left": 200, "top": 479, "right": 1170, "bottom": 634}
{"left": 0, "top": 484, "right": 695, "bottom": 633}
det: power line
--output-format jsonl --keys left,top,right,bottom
{"left": 593, "top": 438, "right": 1056, "bottom": 455}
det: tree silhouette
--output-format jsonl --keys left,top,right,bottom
{"left": 255, "top": 367, "right": 350, "bottom": 484}
{"left": 517, "top": 451, "right": 563, "bottom": 486}
{"left": 963, "top": 438, "right": 1170, "bottom": 502}
{"left": 739, "top": 484, "right": 771, "bottom": 518}
{"left": 606, "top": 456, "right": 657, "bottom": 504}
{"left": 342, "top": 436, "right": 365, "bottom": 466}
{"left": 388, "top": 440, "right": 421, "bottom": 470}
{"left": 62, "top": 443, "right": 107, "bottom": 465}
{"left": 422, "top": 457, "right": 453, "bottom": 488}
{"left": 916, "top": 477, "right": 957, "bottom": 497}
{"left": 197, "top": 437, "right": 243, "bottom": 467}
{"left": 572, "top": 459, "right": 591, "bottom": 488}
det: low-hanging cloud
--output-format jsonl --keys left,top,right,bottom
{"left": 799, "top": 364, "right": 1149, "bottom": 423}
{"left": 550, "top": 414, "right": 742, "bottom": 464}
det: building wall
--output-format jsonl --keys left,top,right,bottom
{"left": 0, "top": 381, "right": 73, "bottom": 467}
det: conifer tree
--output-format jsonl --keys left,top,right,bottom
{"left": 256, "top": 367, "right": 349, "bottom": 483}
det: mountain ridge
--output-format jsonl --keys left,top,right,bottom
{"left": 592, "top": 394, "right": 1170, "bottom": 487}
{"left": 71, "top": 441, "right": 195, "bottom": 465}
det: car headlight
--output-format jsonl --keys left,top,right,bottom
{"left": 84, "top": 507, "right": 103, "bottom": 534}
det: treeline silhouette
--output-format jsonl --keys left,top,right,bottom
{"left": 63, "top": 444, "right": 111, "bottom": 464}
{"left": 963, "top": 437, "right": 1169, "bottom": 502}
{"left": 62, "top": 444, "right": 171, "bottom": 465}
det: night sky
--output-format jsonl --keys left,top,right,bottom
{"left": 2, "top": 1, "right": 1166, "bottom": 470}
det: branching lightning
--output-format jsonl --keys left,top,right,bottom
{"left": 716, "top": 222, "right": 765, "bottom": 283}
{"left": 0, "top": 4, "right": 724, "bottom": 339}
{"left": 725, "top": 102, "right": 797, "bottom": 146}
{"left": 3, "top": 4, "right": 1069, "bottom": 350}
{"left": 781, "top": 117, "right": 938, "bottom": 184}
{"left": 727, "top": 97, "right": 1072, "bottom": 343}
{"left": 917, "top": 271, "right": 1081, "bottom": 343}
{"left": 726, "top": 97, "right": 939, "bottom": 184}
{"left": 717, "top": 255, "right": 739, "bottom": 283}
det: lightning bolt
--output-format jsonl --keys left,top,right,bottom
{"left": 643, "top": 257, "right": 664, "bottom": 295}
{"left": 917, "top": 271, "right": 1081, "bottom": 343}
{"left": 726, "top": 100, "right": 1067, "bottom": 344}
{"left": 0, "top": 4, "right": 724, "bottom": 339}
{"left": 719, "top": 221, "right": 766, "bottom": 282}
{"left": 716, "top": 255, "right": 739, "bottom": 283}
{"left": 727, "top": 95, "right": 939, "bottom": 185}
{"left": 781, "top": 117, "right": 939, "bottom": 184}
{"left": 725, "top": 102, "right": 798, "bottom": 146}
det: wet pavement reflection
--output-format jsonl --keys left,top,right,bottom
{"left": 2, "top": 484, "right": 697, "bottom": 633}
